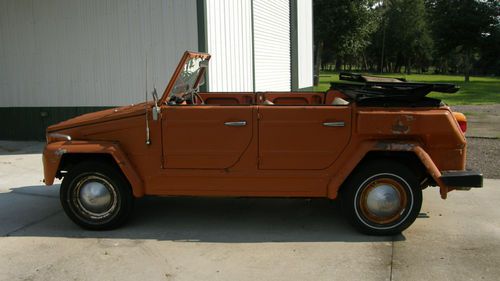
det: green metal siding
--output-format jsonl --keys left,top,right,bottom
{"left": 0, "top": 107, "right": 113, "bottom": 140}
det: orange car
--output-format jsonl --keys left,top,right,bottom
{"left": 42, "top": 51, "right": 482, "bottom": 235}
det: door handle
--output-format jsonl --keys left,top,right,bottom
{"left": 224, "top": 121, "right": 247, "bottom": 127}
{"left": 323, "top": 121, "right": 345, "bottom": 127}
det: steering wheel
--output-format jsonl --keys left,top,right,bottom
{"left": 182, "top": 90, "right": 204, "bottom": 105}
{"left": 192, "top": 91, "right": 204, "bottom": 105}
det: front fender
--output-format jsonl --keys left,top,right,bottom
{"left": 43, "top": 141, "right": 144, "bottom": 197}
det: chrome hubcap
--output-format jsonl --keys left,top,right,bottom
{"left": 365, "top": 183, "right": 401, "bottom": 218}
{"left": 79, "top": 181, "right": 112, "bottom": 214}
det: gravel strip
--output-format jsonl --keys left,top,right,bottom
{"left": 451, "top": 104, "right": 500, "bottom": 115}
{"left": 466, "top": 137, "right": 500, "bottom": 179}
{"left": 449, "top": 105, "right": 500, "bottom": 178}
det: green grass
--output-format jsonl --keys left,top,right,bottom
{"left": 316, "top": 72, "right": 500, "bottom": 105}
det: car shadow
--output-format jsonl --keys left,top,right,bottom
{"left": 3, "top": 185, "right": 406, "bottom": 243}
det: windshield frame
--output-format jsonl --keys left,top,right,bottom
{"left": 159, "top": 51, "right": 211, "bottom": 105}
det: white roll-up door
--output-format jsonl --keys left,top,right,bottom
{"left": 253, "top": 0, "right": 291, "bottom": 91}
{"left": 205, "top": 0, "right": 254, "bottom": 92}
{"left": 297, "top": 0, "right": 313, "bottom": 89}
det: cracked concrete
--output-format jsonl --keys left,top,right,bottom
{"left": 0, "top": 141, "right": 499, "bottom": 281}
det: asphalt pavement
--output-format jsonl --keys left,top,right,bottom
{"left": 0, "top": 141, "right": 499, "bottom": 281}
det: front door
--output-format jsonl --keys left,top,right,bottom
{"left": 162, "top": 106, "right": 253, "bottom": 169}
{"left": 258, "top": 105, "right": 351, "bottom": 170}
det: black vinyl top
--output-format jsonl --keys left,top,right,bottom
{"left": 331, "top": 72, "right": 459, "bottom": 105}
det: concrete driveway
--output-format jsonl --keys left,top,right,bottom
{"left": 1, "top": 141, "right": 499, "bottom": 281}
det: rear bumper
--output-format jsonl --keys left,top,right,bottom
{"left": 440, "top": 170, "right": 483, "bottom": 190}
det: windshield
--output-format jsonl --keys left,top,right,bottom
{"left": 168, "top": 57, "right": 208, "bottom": 99}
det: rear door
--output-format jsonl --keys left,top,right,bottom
{"left": 162, "top": 106, "right": 253, "bottom": 169}
{"left": 258, "top": 105, "right": 351, "bottom": 170}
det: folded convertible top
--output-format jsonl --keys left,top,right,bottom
{"left": 330, "top": 72, "right": 459, "bottom": 105}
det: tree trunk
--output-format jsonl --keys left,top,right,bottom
{"left": 335, "top": 56, "right": 342, "bottom": 71}
{"left": 379, "top": 23, "right": 386, "bottom": 73}
{"left": 464, "top": 49, "right": 471, "bottom": 83}
{"left": 313, "top": 41, "right": 323, "bottom": 86}
{"left": 362, "top": 52, "right": 369, "bottom": 71}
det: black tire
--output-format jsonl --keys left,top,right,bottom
{"left": 60, "top": 161, "right": 134, "bottom": 230}
{"left": 341, "top": 160, "right": 422, "bottom": 235}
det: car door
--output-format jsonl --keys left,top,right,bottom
{"left": 162, "top": 105, "right": 253, "bottom": 169}
{"left": 258, "top": 105, "right": 351, "bottom": 170}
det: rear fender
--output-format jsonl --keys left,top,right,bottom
{"left": 327, "top": 140, "right": 451, "bottom": 200}
{"left": 43, "top": 141, "right": 144, "bottom": 197}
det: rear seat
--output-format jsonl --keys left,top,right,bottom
{"left": 258, "top": 92, "right": 324, "bottom": 105}
{"left": 325, "top": 89, "right": 350, "bottom": 105}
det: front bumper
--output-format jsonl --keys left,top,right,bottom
{"left": 440, "top": 170, "right": 483, "bottom": 190}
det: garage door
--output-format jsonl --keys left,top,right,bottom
{"left": 253, "top": 0, "right": 291, "bottom": 91}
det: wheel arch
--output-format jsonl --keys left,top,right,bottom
{"left": 327, "top": 141, "right": 448, "bottom": 199}
{"left": 355, "top": 151, "right": 428, "bottom": 182}
{"left": 43, "top": 141, "right": 144, "bottom": 197}
{"left": 337, "top": 151, "right": 427, "bottom": 194}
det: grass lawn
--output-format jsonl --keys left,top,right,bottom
{"left": 316, "top": 72, "right": 500, "bottom": 105}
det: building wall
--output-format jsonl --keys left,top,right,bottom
{"left": 0, "top": 0, "right": 313, "bottom": 140}
{"left": 0, "top": 0, "right": 198, "bottom": 107}
{"left": 0, "top": 0, "right": 198, "bottom": 139}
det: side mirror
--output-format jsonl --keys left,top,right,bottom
{"left": 151, "top": 88, "right": 160, "bottom": 121}
{"left": 152, "top": 105, "right": 160, "bottom": 121}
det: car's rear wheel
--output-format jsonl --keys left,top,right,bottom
{"left": 341, "top": 160, "right": 422, "bottom": 235}
{"left": 60, "top": 161, "right": 133, "bottom": 230}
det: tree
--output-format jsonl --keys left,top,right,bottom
{"left": 373, "top": 0, "right": 433, "bottom": 74}
{"left": 428, "top": 0, "right": 498, "bottom": 82}
{"left": 313, "top": 0, "right": 378, "bottom": 85}
{"left": 313, "top": 0, "right": 499, "bottom": 78}
{"left": 476, "top": 22, "right": 500, "bottom": 75}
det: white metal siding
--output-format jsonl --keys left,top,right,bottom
{"left": 205, "top": 0, "right": 254, "bottom": 92}
{"left": 253, "top": 0, "right": 291, "bottom": 91}
{"left": 0, "top": 0, "right": 198, "bottom": 107}
{"left": 297, "top": 0, "right": 313, "bottom": 89}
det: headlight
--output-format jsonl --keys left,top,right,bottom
{"left": 47, "top": 133, "right": 72, "bottom": 143}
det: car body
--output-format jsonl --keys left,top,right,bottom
{"left": 42, "top": 51, "right": 483, "bottom": 235}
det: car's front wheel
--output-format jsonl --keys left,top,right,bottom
{"left": 60, "top": 161, "right": 134, "bottom": 230}
{"left": 341, "top": 160, "right": 422, "bottom": 235}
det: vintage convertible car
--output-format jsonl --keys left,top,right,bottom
{"left": 42, "top": 51, "right": 483, "bottom": 235}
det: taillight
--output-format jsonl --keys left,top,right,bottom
{"left": 453, "top": 112, "right": 467, "bottom": 133}
{"left": 458, "top": 120, "right": 467, "bottom": 133}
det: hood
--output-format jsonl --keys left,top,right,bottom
{"left": 48, "top": 102, "right": 149, "bottom": 132}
